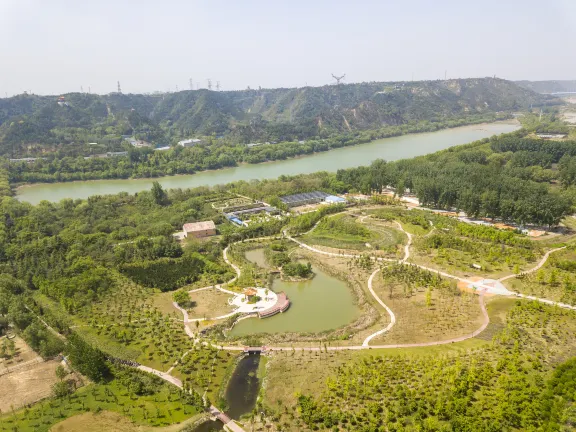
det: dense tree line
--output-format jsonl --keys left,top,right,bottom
{"left": 0, "top": 186, "right": 235, "bottom": 313}
{"left": 7, "top": 114, "right": 504, "bottom": 184}
{"left": 65, "top": 332, "right": 110, "bottom": 382}
{"left": 335, "top": 133, "right": 574, "bottom": 226}
{"left": 0, "top": 274, "right": 65, "bottom": 358}
{"left": 120, "top": 253, "right": 224, "bottom": 291}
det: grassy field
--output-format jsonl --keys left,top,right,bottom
{"left": 370, "top": 270, "right": 485, "bottom": 344}
{"left": 0, "top": 372, "right": 202, "bottom": 432}
{"left": 170, "top": 346, "right": 238, "bottom": 402}
{"left": 262, "top": 337, "right": 491, "bottom": 417}
{"left": 503, "top": 246, "right": 576, "bottom": 305}
{"left": 409, "top": 229, "right": 543, "bottom": 278}
{"left": 49, "top": 410, "right": 208, "bottom": 432}
{"left": 188, "top": 290, "right": 235, "bottom": 320}
{"left": 301, "top": 214, "right": 404, "bottom": 254}
{"left": 260, "top": 297, "right": 576, "bottom": 431}
{"left": 262, "top": 298, "right": 517, "bottom": 412}
{"left": 150, "top": 292, "right": 182, "bottom": 317}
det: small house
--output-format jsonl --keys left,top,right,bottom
{"left": 183, "top": 221, "right": 216, "bottom": 238}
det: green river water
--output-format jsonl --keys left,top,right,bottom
{"left": 229, "top": 249, "right": 359, "bottom": 336}
{"left": 16, "top": 122, "right": 519, "bottom": 204}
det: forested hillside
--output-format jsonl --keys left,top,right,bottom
{"left": 0, "top": 78, "right": 552, "bottom": 157}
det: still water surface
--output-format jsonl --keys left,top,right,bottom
{"left": 229, "top": 249, "right": 359, "bottom": 336}
{"left": 17, "top": 122, "right": 519, "bottom": 204}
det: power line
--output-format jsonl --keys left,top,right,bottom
{"left": 331, "top": 73, "right": 346, "bottom": 85}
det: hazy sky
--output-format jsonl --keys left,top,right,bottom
{"left": 1, "top": 0, "right": 575, "bottom": 96}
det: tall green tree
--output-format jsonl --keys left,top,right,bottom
{"left": 151, "top": 181, "right": 167, "bottom": 205}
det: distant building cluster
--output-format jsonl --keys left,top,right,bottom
{"left": 224, "top": 202, "right": 278, "bottom": 226}
{"left": 9, "top": 157, "right": 46, "bottom": 163}
{"left": 178, "top": 138, "right": 203, "bottom": 147}
{"left": 84, "top": 151, "right": 128, "bottom": 160}
{"left": 279, "top": 191, "right": 347, "bottom": 208}
{"left": 536, "top": 133, "right": 566, "bottom": 139}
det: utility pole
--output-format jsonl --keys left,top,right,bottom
{"left": 189, "top": 78, "right": 193, "bottom": 90}
{"left": 207, "top": 79, "right": 212, "bottom": 90}
{"left": 216, "top": 81, "right": 221, "bottom": 91}
{"left": 117, "top": 81, "right": 122, "bottom": 94}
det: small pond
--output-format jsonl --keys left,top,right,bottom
{"left": 229, "top": 249, "right": 359, "bottom": 336}
{"left": 244, "top": 248, "right": 270, "bottom": 269}
{"left": 192, "top": 419, "right": 223, "bottom": 431}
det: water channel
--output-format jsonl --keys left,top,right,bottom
{"left": 192, "top": 354, "right": 261, "bottom": 432}
{"left": 229, "top": 249, "right": 359, "bottom": 336}
{"left": 16, "top": 122, "right": 519, "bottom": 204}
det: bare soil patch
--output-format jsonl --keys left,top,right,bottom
{"left": 0, "top": 336, "right": 42, "bottom": 375}
{"left": 0, "top": 360, "right": 60, "bottom": 411}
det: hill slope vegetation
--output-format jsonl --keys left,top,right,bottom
{"left": 0, "top": 78, "right": 551, "bottom": 157}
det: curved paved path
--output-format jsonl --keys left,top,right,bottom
{"left": 362, "top": 268, "right": 396, "bottom": 346}
{"left": 178, "top": 211, "right": 575, "bottom": 351}
{"left": 498, "top": 246, "right": 566, "bottom": 282}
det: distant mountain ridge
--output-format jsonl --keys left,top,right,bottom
{"left": 515, "top": 80, "right": 576, "bottom": 94}
{"left": 0, "top": 78, "right": 553, "bottom": 156}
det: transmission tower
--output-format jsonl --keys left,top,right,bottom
{"left": 207, "top": 79, "right": 212, "bottom": 90}
{"left": 189, "top": 78, "right": 193, "bottom": 90}
{"left": 331, "top": 74, "right": 346, "bottom": 85}
{"left": 216, "top": 81, "right": 221, "bottom": 91}
{"left": 117, "top": 81, "right": 122, "bottom": 94}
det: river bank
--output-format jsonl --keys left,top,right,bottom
{"left": 16, "top": 121, "right": 520, "bottom": 204}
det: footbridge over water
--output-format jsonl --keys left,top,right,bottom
{"left": 243, "top": 346, "right": 267, "bottom": 354}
